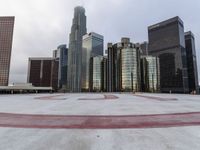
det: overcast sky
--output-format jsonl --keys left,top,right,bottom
{"left": 0, "top": 0, "right": 200, "bottom": 84}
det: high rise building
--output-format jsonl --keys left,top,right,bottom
{"left": 82, "top": 32, "right": 104, "bottom": 91}
{"left": 67, "top": 6, "right": 87, "bottom": 92}
{"left": 0, "top": 17, "right": 15, "bottom": 86}
{"left": 53, "top": 45, "right": 68, "bottom": 89}
{"left": 140, "top": 41, "right": 149, "bottom": 55}
{"left": 107, "top": 38, "right": 141, "bottom": 92}
{"left": 102, "top": 56, "right": 108, "bottom": 92}
{"left": 90, "top": 56, "right": 104, "bottom": 92}
{"left": 27, "top": 58, "right": 59, "bottom": 91}
{"left": 141, "top": 56, "right": 160, "bottom": 92}
{"left": 185, "top": 31, "right": 199, "bottom": 93}
{"left": 148, "top": 16, "right": 189, "bottom": 93}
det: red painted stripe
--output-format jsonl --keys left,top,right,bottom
{"left": 79, "top": 95, "right": 118, "bottom": 100}
{"left": 0, "top": 112, "right": 200, "bottom": 129}
{"left": 34, "top": 94, "right": 66, "bottom": 100}
{"left": 134, "top": 94, "right": 178, "bottom": 101}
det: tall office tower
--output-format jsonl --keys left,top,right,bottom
{"left": 102, "top": 56, "right": 108, "bottom": 92}
{"left": 0, "top": 17, "right": 15, "bottom": 86}
{"left": 148, "top": 16, "right": 189, "bottom": 93}
{"left": 90, "top": 56, "right": 104, "bottom": 92}
{"left": 53, "top": 45, "right": 68, "bottom": 89}
{"left": 185, "top": 31, "right": 199, "bottom": 93}
{"left": 141, "top": 56, "right": 160, "bottom": 92}
{"left": 82, "top": 32, "right": 103, "bottom": 91}
{"left": 140, "top": 41, "right": 149, "bottom": 55}
{"left": 27, "top": 58, "right": 59, "bottom": 91}
{"left": 67, "top": 6, "right": 87, "bottom": 92}
{"left": 107, "top": 38, "right": 141, "bottom": 92}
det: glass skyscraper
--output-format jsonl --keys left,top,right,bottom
{"left": 141, "top": 56, "right": 160, "bottom": 92}
{"left": 67, "top": 6, "right": 87, "bottom": 92}
{"left": 140, "top": 41, "right": 149, "bottom": 55}
{"left": 82, "top": 32, "right": 103, "bottom": 91}
{"left": 185, "top": 31, "right": 199, "bottom": 93}
{"left": 90, "top": 56, "right": 104, "bottom": 92}
{"left": 148, "top": 16, "right": 189, "bottom": 93}
{"left": 53, "top": 45, "right": 68, "bottom": 89}
{"left": 121, "top": 48, "right": 139, "bottom": 91}
{"left": 102, "top": 56, "right": 108, "bottom": 92}
{"left": 107, "top": 38, "right": 141, "bottom": 92}
{"left": 0, "top": 17, "right": 15, "bottom": 86}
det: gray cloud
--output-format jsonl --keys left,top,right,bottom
{"left": 0, "top": 0, "right": 199, "bottom": 84}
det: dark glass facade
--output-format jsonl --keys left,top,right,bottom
{"left": 148, "top": 16, "right": 189, "bottom": 93}
{"left": 53, "top": 45, "right": 68, "bottom": 89}
{"left": 102, "top": 56, "right": 108, "bottom": 92}
{"left": 107, "top": 38, "right": 141, "bottom": 92}
{"left": 82, "top": 32, "right": 103, "bottom": 91}
{"left": 140, "top": 41, "right": 149, "bottom": 55}
{"left": 0, "top": 17, "right": 15, "bottom": 86}
{"left": 185, "top": 31, "right": 199, "bottom": 93}
{"left": 67, "top": 6, "right": 87, "bottom": 92}
{"left": 27, "top": 58, "right": 59, "bottom": 91}
{"left": 141, "top": 56, "right": 160, "bottom": 92}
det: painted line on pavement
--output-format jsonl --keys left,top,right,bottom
{"left": 78, "top": 94, "right": 118, "bottom": 100}
{"left": 134, "top": 94, "right": 178, "bottom": 101}
{"left": 34, "top": 94, "right": 67, "bottom": 100}
{"left": 0, "top": 112, "right": 200, "bottom": 129}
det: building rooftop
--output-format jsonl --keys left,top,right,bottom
{"left": 0, "top": 93, "right": 200, "bottom": 149}
{"left": 0, "top": 16, "right": 15, "bottom": 20}
{"left": 74, "top": 6, "right": 85, "bottom": 13}
{"left": 185, "top": 31, "right": 195, "bottom": 38}
{"left": 83, "top": 32, "right": 104, "bottom": 40}
{"left": 148, "top": 16, "right": 184, "bottom": 30}
{"left": 29, "top": 57, "right": 56, "bottom": 61}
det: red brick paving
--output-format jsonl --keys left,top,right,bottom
{"left": 0, "top": 112, "right": 200, "bottom": 129}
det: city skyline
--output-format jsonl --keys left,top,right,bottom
{"left": 0, "top": 0, "right": 199, "bottom": 84}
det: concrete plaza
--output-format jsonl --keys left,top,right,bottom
{"left": 0, "top": 93, "right": 200, "bottom": 150}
